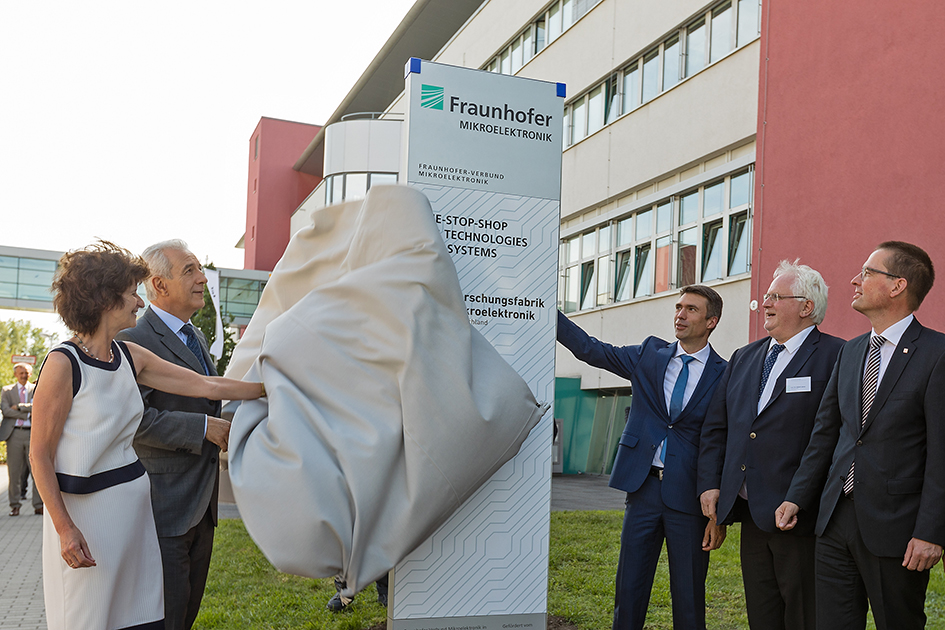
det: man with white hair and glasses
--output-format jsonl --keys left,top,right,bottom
{"left": 698, "top": 260, "right": 844, "bottom": 630}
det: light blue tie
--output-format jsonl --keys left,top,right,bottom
{"left": 669, "top": 355, "right": 696, "bottom": 420}
{"left": 662, "top": 355, "right": 695, "bottom": 465}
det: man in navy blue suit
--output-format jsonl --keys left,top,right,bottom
{"left": 557, "top": 284, "right": 727, "bottom": 630}
{"left": 698, "top": 260, "right": 844, "bottom": 630}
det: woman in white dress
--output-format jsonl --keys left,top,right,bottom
{"left": 30, "top": 241, "right": 264, "bottom": 630}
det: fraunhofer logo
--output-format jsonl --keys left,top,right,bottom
{"left": 421, "top": 85, "right": 444, "bottom": 110}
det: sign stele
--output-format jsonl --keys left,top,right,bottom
{"left": 389, "top": 58, "right": 565, "bottom": 630}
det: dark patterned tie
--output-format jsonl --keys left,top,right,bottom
{"left": 182, "top": 323, "right": 210, "bottom": 376}
{"left": 843, "top": 335, "right": 886, "bottom": 495}
{"left": 758, "top": 343, "right": 786, "bottom": 398}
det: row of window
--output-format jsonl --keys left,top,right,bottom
{"left": 0, "top": 252, "right": 267, "bottom": 323}
{"left": 565, "top": 0, "right": 760, "bottom": 146}
{"left": 560, "top": 169, "right": 752, "bottom": 313}
{"left": 0, "top": 255, "right": 56, "bottom": 302}
{"left": 484, "top": 0, "right": 602, "bottom": 75}
{"left": 323, "top": 172, "right": 399, "bottom": 206}
{"left": 220, "top": 277, "right": 267, "bottom": 319}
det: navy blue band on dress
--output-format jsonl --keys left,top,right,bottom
{"left": 57, "top": 460, "right": 146, "bottom": 495}
{"left": 120, "top": 619, "right": 165, "bottom": 629}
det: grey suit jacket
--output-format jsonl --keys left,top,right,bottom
{"left": 1, "top": 381, "right": 34, "bottom": 442}
{"left": 785, "top": 318, "right": 945, "bottom": 557}
{"left": 116, "top": 307, "right": 222, "bottom": 538}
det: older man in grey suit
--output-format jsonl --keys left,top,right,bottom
{"left": 117, "top": 239, "right": 230, "bottom": 630}
{"left": 1, "top": 363, "right": 43, "bottom": 516}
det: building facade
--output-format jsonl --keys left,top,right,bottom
{"left": 246, "top": 0, "right": 945, "bottom": 474}
{"left": 395, "top": 0, "right": 757, "bottom": 474}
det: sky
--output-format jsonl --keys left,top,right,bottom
{"left": 1, "top": 0, "right": 417, "bottom": 340}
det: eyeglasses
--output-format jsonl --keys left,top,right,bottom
{"left": 860, "top": 266, "right": 902, "bottom": 280}
{"left": 763, "top": 293, "right": 808, "bottom": 302}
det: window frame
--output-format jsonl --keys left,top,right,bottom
{"left": 560, "top": 0, "right": 763, "bottom": 144}
{"left": 559, "top": 167, "right": 754, "bottom": 313}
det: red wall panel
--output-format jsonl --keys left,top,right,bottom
{"left": 752, "top": 0, "right": 945, "bottom": 341}
{"left": 244, "top": 118, "right": 321, "bottom": 272}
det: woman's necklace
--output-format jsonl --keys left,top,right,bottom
{"left": 74, "top": 336, "right": 114, "bottom": 363}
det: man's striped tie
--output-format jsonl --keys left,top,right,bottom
{"left": 843, "top": 334, "right": 886, "bottom": 495}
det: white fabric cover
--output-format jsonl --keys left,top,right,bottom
{"left": 227, "top": 185, "right": 546, "bottom": 595}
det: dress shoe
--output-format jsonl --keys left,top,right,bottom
{"left": 9, "top": 506, "right": 20, "bottom": 517}
{"left": 34, "top": 506, "right": 43, "bottom": 515}
{"left": 327, "top": 577, "right": 354, "bottom": 612}
{"left": 326, "top": 592, "right": 353, "bottom": 612}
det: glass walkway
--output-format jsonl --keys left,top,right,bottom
{"left": 0, "top": 245, "right": 269, "bottom": 327}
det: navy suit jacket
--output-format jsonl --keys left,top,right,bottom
{"left": 557, "top": 311, "right": 727, "bottom": 516}
{"left": 698, "top": 327, "right": 844, "bottom": 534}
{"left": 786, "top": 318, "right": 945, "bottom": 557}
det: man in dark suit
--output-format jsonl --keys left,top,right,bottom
{"left": 776, "top": 241, "right": 945, "bottom": 630}
{"left": 117, "top": 240, "right": 230, "bottom": 630}
{"left": 557, "top": 285, "right": 727, "bottom": 630}
{"left": 1, "top": 363, "right": 43, "bottom": 516}
{"left": 698, "top": 260, "right": 844, "bottom": 629}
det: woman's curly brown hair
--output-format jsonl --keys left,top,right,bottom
{"left": 52, "top": 241, "right": 150, "bottom": 335}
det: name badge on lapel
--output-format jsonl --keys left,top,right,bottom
{"left": 786, "top": 376, "right": 812, "bottom": 393}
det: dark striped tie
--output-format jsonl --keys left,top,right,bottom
{"left": 843, "top": 335, "right": 885, "bottom": 495}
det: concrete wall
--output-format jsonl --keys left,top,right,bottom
{"left": 323, "top": 119, "right": 401, "bottom": 176}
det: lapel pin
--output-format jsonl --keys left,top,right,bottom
{"left": 903, "top": 348, "right": 909, "bottom": 354}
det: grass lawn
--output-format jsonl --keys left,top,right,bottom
{"left": 195, "top": 512, "right": 945, "bottom": 629}
{"left": 547, "top": 511, "right": 748, "bottom": 629}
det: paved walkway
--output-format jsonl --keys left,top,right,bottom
{"left": 0, "top": 465, "right": 620, "bottom": 629}
{"left": 551, "top": 472, "right": 625, "bottom": 512}
{"left": 0, "top": 466, "right": 46, "bottom": 629}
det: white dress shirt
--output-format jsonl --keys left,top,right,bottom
{"left": 869, "top": 313, "right": 914, "bottom": 387}
{"left": 757, "top": 325, "right": 816, "bottom": 414}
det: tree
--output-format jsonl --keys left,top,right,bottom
{"left": 191, "top": 263, "right": 238, "bottom": 376}
{"left": 0, "top": 319, "right": 54, "bottom": 386}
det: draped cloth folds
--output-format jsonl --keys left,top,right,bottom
{"left": 226, "top": 185, "right": 547, "bottom": 595}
